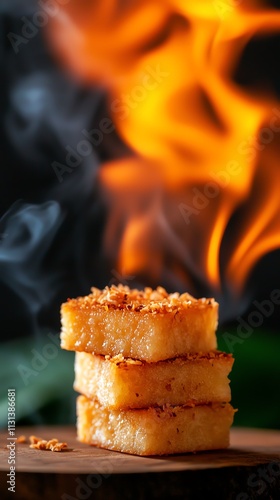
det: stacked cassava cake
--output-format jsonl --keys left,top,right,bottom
{"left": 60, "top": 285, "right": 235, "bottom": 455}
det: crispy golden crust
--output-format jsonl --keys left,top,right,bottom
{"left": 65, "top": 284, "right": 217, "bottom": 314}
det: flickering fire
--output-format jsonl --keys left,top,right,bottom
{"left": 48, "top": 1, "right": 280, "bottom": 302}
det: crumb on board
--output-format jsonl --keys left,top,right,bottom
{"left": 17, "top": 435, "right": 27, "bottom": 443}
{"left": 28, "top": 435, "right": 68, "bottom": 452}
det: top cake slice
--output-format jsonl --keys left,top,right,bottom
{"left": 60, "top": 285, "right": 218, "bottom": 362}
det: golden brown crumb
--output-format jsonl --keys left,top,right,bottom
{"left": 17, "top": 435, "right": 26, "bottom": 443}
{"left": 30, "top": 440, "right": 48, "bottom": 450}
{"left": 45, "top": 438, "right": 58, "bottom": 449}
{"left": 29, "top": 435, "right": 68, "bottom": 452}
{"left": 67, "top": 284, "right": 217, "bottom": 314}
{"left": 29, "top": 435, "right": 42, "bottom": 445}
{"left": 49, "top": 442, "right": 68, "bottom": 452}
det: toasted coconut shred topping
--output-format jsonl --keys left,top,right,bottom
{"left": 72, "top": 284, "right": 217, "bottom": 313}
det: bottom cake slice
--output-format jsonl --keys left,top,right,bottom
{"left": 77, "top": 395, "right": 235, "bottom": 456}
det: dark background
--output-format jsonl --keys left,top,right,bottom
{"left": 0, "top": 0, "right": 280, "bottom": 429}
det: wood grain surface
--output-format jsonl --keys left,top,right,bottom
{"left": 0, "top": 426, "right": 280, "bottom": 500}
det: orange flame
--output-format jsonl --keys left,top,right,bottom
{"left": 48, "top": 1, "right": 280, "bottom": 299}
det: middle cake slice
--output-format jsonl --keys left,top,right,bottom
{"left": 74, "top": 351, "right": 233, "bottom": 410}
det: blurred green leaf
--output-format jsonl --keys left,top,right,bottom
{"left": 218, "top": 327, "right": 280, "bottom": 429}
{"left": 0, "top": 332, "right": 76, "bottom": 427}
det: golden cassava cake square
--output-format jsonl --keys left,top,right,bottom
{"left": 74, "top": 351, "right": 233, "bottom": 409}
{"left": 61, "top": 285, "right": 218, "bottom": 361}
{"left": 77, "top": 395, "right": 235, "bottom": 456}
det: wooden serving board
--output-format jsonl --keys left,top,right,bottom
{"left": 1, "top": 426, "right": 280, "bottom": 499}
